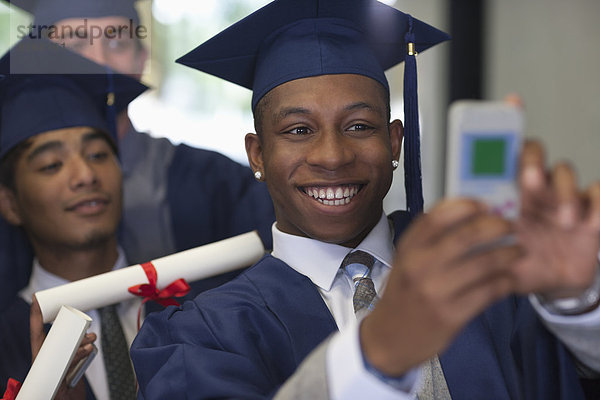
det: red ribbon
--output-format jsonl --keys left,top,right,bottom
{"left": 2, "top": 378, "right": 21, "bottom": 400}
{"left": 128, "top": 262, "right": 190, "bottom": 329}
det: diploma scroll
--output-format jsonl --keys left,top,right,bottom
{"left": 36, "top": 231, "right": 265, "bottom": 323}
{"left": 16, "top": 306, "right": 91, "bottom": 400}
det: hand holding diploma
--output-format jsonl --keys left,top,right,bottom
{"left": 15, "top": 299, "right": 94, "bottom": 400}
{"left": 31, "top": 297, "right": 96, "bottom": 400}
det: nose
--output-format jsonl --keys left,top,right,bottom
{"left": 69, "top": 156, "right": 99, "bottom": 190}
{"left": 305, "top": 129, "right": 354, "bottom": 171}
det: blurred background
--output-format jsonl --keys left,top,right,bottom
{"left": 1, "top": 0, "right": 599, "bottom": 212}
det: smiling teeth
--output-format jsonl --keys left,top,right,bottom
{"left": 305, "top": 185, "right": 360, "bottom": 206}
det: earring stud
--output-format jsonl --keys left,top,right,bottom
{"left": 391, "top": 160, "right": 399, "bottom": 169}
{"left": 254, "top": 171, "right": 263, "bottom": 180}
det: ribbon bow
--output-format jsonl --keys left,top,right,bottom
{"left": 128, "top": 262, "right": 191, "bottom": 329}
{"left": 2, "top": 378, "right": 21, "bottom": 400}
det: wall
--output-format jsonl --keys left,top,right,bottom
{"left": 485, "top": 0, "right": 600, "bottom": 187}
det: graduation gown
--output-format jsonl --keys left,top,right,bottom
{"left": 131, "top": 211, "right": 586, "bottom": 399}
{"left": 0, "top": 297, "right": 96, "bottom": 399}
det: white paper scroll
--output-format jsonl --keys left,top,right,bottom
{"left": 36, "top": 231, "right": 265, "bottom": 323}
{"left": 16, "top": 305, "right": 91, "bottom": 400}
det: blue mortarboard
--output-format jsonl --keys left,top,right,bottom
{"left": 4, "top": 0, "right": 140, "bottom": 25}
{"left": 0, "top": 38, "right": 148, "bottom": 159}
{"left": 177, "top": 0, "right": 449, "bottom": 216}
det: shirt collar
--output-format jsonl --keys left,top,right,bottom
{"left": 271, "top": 213, "right": 395, "bottom": 292}
{"left": 19, "top": 247, "right": 128, "bottom": 304}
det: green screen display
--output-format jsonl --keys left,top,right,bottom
{"left": 471, "top": 138, "right": 506, "bottom": 175}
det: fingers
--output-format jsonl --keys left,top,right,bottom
{"left": 503, "top": 93, "right": 524, "bottom": 108}
{"left": 552, "top": 162, "right": 579, "bottom": 228}
{"left": 66, "top": 338, "right": 97, "bottom": 390}
{"left": 81, "top": 332, "right": 96, "bottom": 347}
{"left": 398, "top": 198, "right": 517, "bottom": 280}
{"left": 30, "top": 295, "right": 45, "bottom": 363}
{"left": 405, "top": 198, "right": 489, "bottom": 247}
{"left": 72, "top": 333, "right": 97, "bottom": 364}
{"left": 519, "top": 140, "right": 583, "bottom": 229}
{"left": 434, "top": 213, "right": 516, "bottom": 266}
{"left": 438, "top": 239, "right": 523, "bottom": 300}
{"left": 519, "top": 139, "right": 546, "bottom": 193}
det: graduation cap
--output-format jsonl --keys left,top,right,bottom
{"left": 177, "top": 0, "right": 449, "bottom": 216}
{"left": 4, "top": 0, "right": 140, "bottom": 25}
{"left": 0, "top": 38, "right": 148, "bottom": 159}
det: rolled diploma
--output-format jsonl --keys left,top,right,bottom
{"left": 16, "top": 305, "right": 91, "bottom": 400}
{"left": 36, "top": 231, "right": 265, "bottom": 323}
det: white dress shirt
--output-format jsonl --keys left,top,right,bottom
{"left": 19, "top": 248, "right": 141, "bottom": 400}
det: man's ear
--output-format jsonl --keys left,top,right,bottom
{"left": 389, "top": 119, "right": 404, "bottom": 163}
{"left": 0, "top": 185, "right": 23, "bottom": 226}
{"left": 245, "top": 133, "right": 265, "bottom": 180}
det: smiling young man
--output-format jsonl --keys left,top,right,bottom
{"left": 131, "top": 0, "right": 600, "bottom": 398}
{"left": 0, "top": 38, "right": 147, "bottom": 399}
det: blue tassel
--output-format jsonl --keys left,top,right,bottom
{"left": 403, "top": 15, "right": 424, "bottom": 216}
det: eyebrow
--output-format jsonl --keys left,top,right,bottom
{"left": 274, "top": 107, "right": 311, "bottom": 124}
{"left": 81, "top": 130, "right": 111, "bottom": 145}
{"left": 344, "top": 101, "right": 384, "bottom": 115}
{"left": 26, "top": 129, "right": 106, "bottom": 163}
{"left": 274, "top": 102, "right": 383, "bottom": 124}
{"left": 26, "top": 140, "right": 64, "bottom": 163}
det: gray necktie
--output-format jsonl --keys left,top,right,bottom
{"left": 418, "top": 356, "right": 452, "bottom": 400}
{"left": 341, "top": 250, "right": 379, "bottom": 314}
{"left": 99, "top": 305, "right": 137, "bottom": 400}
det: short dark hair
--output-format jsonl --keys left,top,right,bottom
{"left": 252, "top": 90, "right": 272, "bottom": 137}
